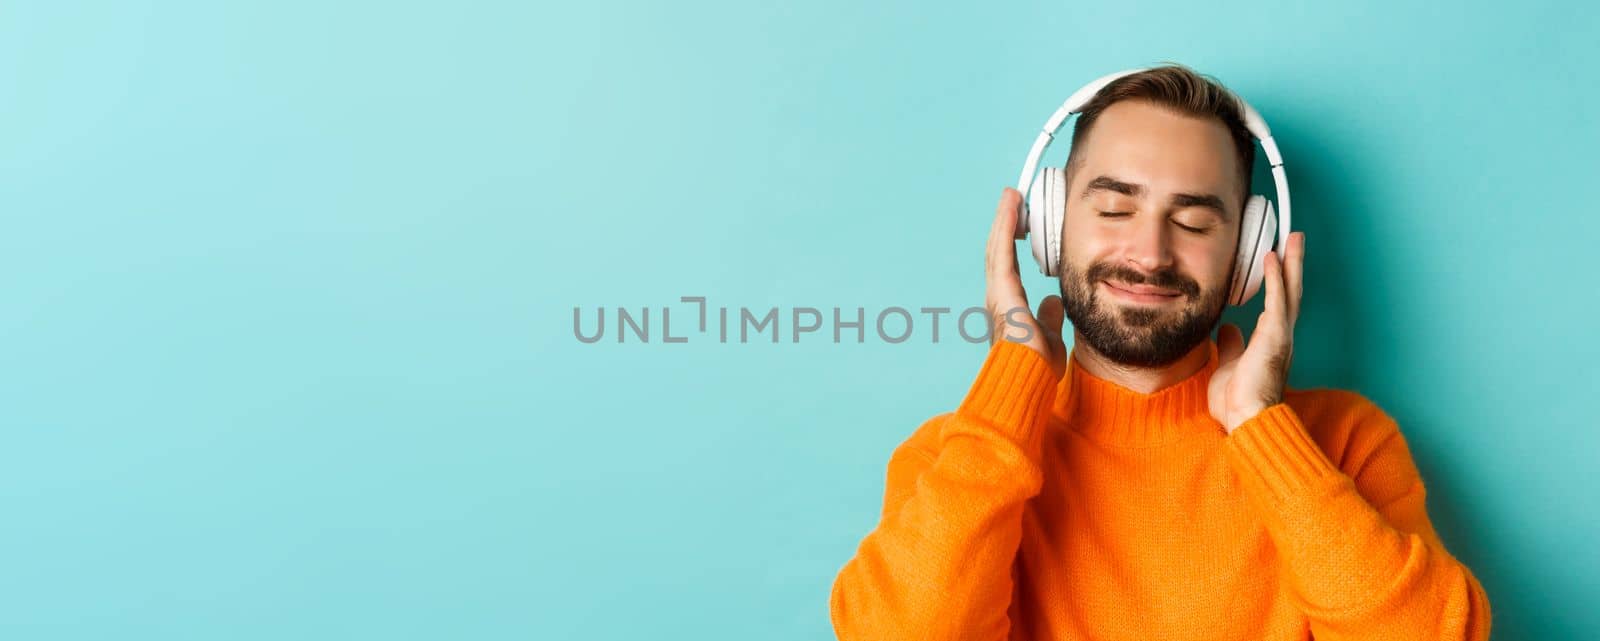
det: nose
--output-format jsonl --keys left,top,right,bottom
{"left": 1120, "top": 213, "right": 1175, "bottom": 275}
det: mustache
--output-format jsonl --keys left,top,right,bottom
{"left": 1083, "top": 262, "right": 1202, "bottom": 298}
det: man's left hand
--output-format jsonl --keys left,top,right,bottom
{"left": 1209, "top": 231, "right": 1306, "bottom": 434}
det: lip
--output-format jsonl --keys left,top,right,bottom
{"left": 1101, "top": 280, "right": 1182, "bottom": 304}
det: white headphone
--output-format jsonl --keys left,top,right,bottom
{"left": 1014, "top": 68, "right": 1292, "bottom": 307}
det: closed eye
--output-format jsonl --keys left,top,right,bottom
{"left": 1100, "top": 210, "right": 1211, "bottom": 234}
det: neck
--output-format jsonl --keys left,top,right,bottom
{"left": 1068, "top": 330, "right": 1214, "bottom": 394}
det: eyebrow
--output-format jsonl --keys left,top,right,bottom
{"left": 1081, "top": 174, "right": 1230, "bottom": 219}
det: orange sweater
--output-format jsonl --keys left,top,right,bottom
{"left": 830, "top": 338, "right": 1491, "bottom": 640}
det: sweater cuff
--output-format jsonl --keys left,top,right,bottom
{"left": 955, "top": 339, "right": 1059, "bottom": 447}
{"left": 1224, "top": 403, "right": 1346, "bottom": 505}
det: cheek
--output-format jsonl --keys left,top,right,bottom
{"left": 1060, "top": 217, "right": 1113, "bottom": 260}
{"left": 1174, "top": 238, "right": 1237, "bottom": 290}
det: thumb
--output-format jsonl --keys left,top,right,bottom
{"left": 1037, "top": 295, "right": 1065, "bottom": 339}
{"left": 1216, "top": 323, "right": 1244, "bottom": 363}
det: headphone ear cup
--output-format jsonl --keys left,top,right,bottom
{"left": 1013, "top": 186, "right": 1031, "bottom": 240}
{"left": 1025, "top": 167, "right": 1068, "bottom": 276}
{"left": 1042, "top": 168, "right": 1067, "bottom": 277}
{"left": 1229, "top": 195, "right": 1276, "bottom": 306}
{"left": 1025, "top": 170, "right": 1052, "bottom": 275}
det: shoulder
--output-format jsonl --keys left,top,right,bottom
{"left": 1282, "top": 387, "right": 1390, "bottom": 430}
{"left": 1282, "top": 387, "right": 1407, "bottom": 475}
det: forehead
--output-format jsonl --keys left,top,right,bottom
{"left": 1074, "top": 100, "right": 1243, "bottom": 202}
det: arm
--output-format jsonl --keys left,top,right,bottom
{"left": 1223, "top": 401, "right": 1493, "bottom": 640}
{"left": 829, "top": 339, "right": 1058, "bottom": 641}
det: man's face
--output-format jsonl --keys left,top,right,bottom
{"left": 1058, "top": 99, "right": 1244, "bottom": 368}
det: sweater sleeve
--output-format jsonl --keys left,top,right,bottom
{"left": 1222, "top": 401, "right": 1493, "bottom": 641}
{"left": 829, "top": 339, "right": 1059, "bottom": 641}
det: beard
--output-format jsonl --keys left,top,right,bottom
{"left": 1059, "top": 257, "right": 1227, "bottom": 368}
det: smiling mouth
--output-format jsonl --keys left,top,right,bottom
{"left": 1102, "top": 280, "right": 1182, "bottom": 303}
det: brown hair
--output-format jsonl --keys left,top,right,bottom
{"left": 1065, "top": 64, "right": 1256, "bottom": 206}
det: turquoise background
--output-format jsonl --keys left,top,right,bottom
{"left": 1, "top": 0, "right": 1594, "bottom": 639}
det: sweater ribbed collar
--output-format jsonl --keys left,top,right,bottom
{"left": 1050, "top": 339, "right": 1227, "bottom": 447}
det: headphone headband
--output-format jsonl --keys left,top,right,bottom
{"left": 1016, "top": 68, "right": 1292, "bottom": 254}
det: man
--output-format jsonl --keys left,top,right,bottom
{"left": 828, "top": 66, "right": 1491, "bottom": 640}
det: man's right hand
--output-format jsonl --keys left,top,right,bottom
{"left": 986, "top": 187, "right": 1068, "bottom": 377}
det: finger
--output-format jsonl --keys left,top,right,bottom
{"left": 1217, "top": 323, "right": 1244, "bottom": 363}
{"left": 1285, "top": 232, "right": 1304, "bottom": 327}
{"left": 994, "top": 187, "right": 1022, "bottom": 266}
{"left": 986, "top": 188, "right": 1025, "bottom": 294}
{"left": 1037, "top": 294, "right": 1065, "bottom": 362}
{"left": 1262, "top": 250, "right": 1287, "bottom": 332}
{"left": 985, "top": 188, "right": 1009, "bottom": 281}
{"left": 1037, "top": 294, "right": 1064, "bottom": 340}
{"left": 986, "top": 188, "right": 1030, "bottom": 344}
{"left": 1004, "top": 187, "right": 1024, "bottom": 288}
